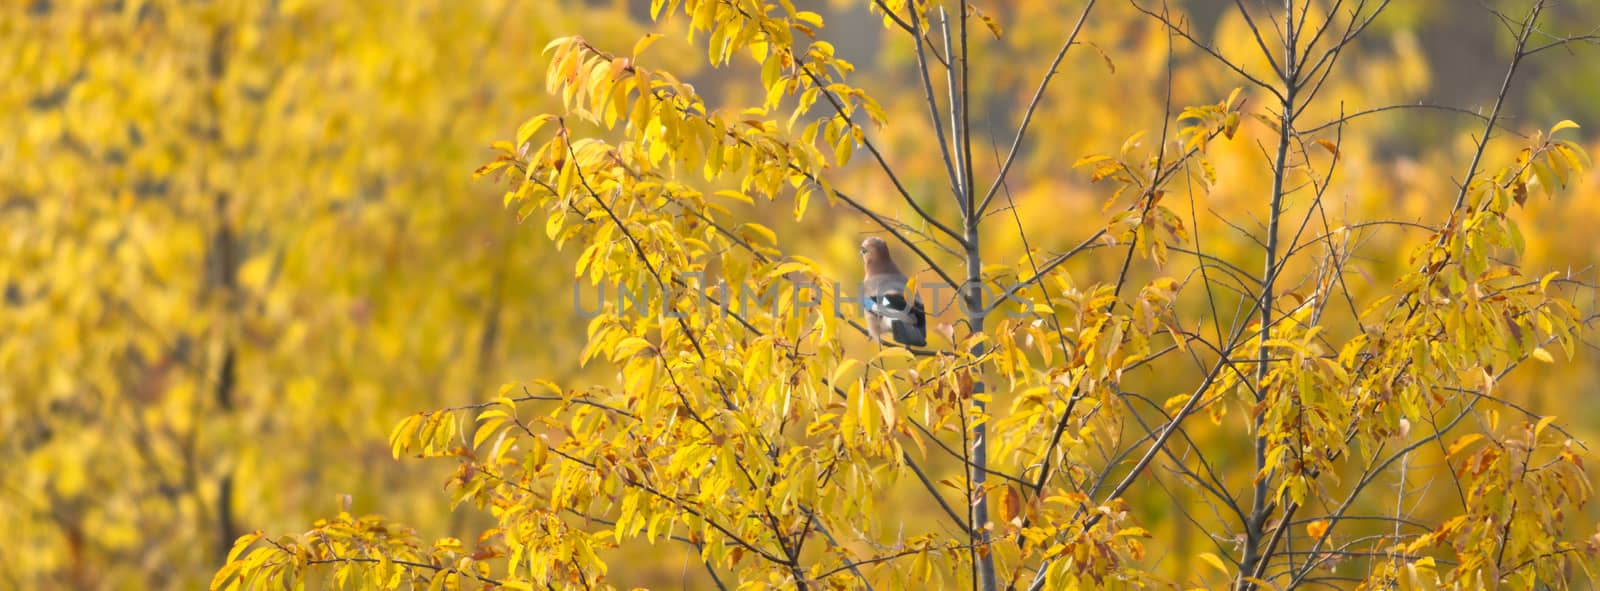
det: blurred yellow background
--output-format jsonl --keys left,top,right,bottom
{"left": 3, "top": 0, "right": 1598, "bottom": 588}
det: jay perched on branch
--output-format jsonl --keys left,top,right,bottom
{"left": 859, "top": 236, "right": 927, "bottom": 347}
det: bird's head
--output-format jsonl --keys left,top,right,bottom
{"left": 860, "top": 236, "right": 902, "bottom": 275}
{"left": 860, "top": 236, "right": 889, "bottom": 265}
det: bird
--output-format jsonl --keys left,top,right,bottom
{"left": 859, "top": 236, "right": 927, "bottom": 347}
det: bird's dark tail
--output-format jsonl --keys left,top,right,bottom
{"left": 892, "top": 321, "right": 927, "bottom": 348}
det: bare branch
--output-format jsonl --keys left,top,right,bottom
{"left": 801, "top": 66, "right": 965, "bottom": 244}
{"left": 1450, "top": 0, "right": 1544, "bottom": 213}
{"left": 908, "top": 6, "right": 965, "bottom": 211}
{"left": 1129, "top": 1, "right": 1288, "bottom": 103}
{"left": 972, "top": 0, "right": 1099, "bottom": 218}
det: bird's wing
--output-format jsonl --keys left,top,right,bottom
{"left": 906, "top": 296, "right": 926, "bottom": 329}
{"left": 870, "top": 293, "right": 917, "bottom": 322}
{"left": 862, "top": 274, "right": 909, "bottom": 298}
{"left": 890, "top": 295, "right": 928, "bottom": 347}
{"left": 891, "top": 317, "right": 927, "bottom": 347}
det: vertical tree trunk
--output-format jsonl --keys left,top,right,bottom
{"left": 1239, "top": 1, "right": 1296, "bottom": 587}
{"left": 208, "top": 196, "right": 238, "bottom": 565}
{"left": 964, "top": 224, "right": 996, "bottom": 591}
{"left": 205, "top": 26, "right": 239, "bottom": 566}
{"left": 947, "top": 2, "right": 994, "bottom": 586}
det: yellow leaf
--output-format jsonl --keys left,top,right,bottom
{"left": 872, "top": 347, "right": 916, "bottom": 366}
{"left": 766, "top": 260, "right": 813, "bottom": 280}
{"left": 1240, "top": 577, "right": 1278, "bottom": 591}
{"left": 1530, "top": 347, "right": 1554, "bottom": 363}
{"left": 477, "top": 408, "right": 510, "bottom": 421}
{"left": 1534, "top": 415, "right": 1558, "bottom": 438}
{"left": 831, "top": 359, "right": 864, "bottom": 386}
{"left": 224, "top": 532, "right": 262, "bottom": 564}
{"left": 542, "top": 36, "right": 572, "bottom": 55}
{"left": 1551, "top": 119, "right": 1580, "bottom": 135}
{"left": 545, "top": 208, "right": 567, "bottom": 241}
{"left": 210, "top": 560, "right": 243, "bottom": 591}
{"left": 516, "top": 114, "right": 555, "bottom": 148}
{"left": 575, "top": 243, "right": 601, "bottom": 279}
{"left": 794, "top": 187, "right": 810, "bottom": 221}
{"left": 1073, "top": 154, "right": 1111, "bottom": 168}
{"left": 1446, "top": 433, "right": 1482, "bottom": 457}
{"left": 632, "top": 34, "right": 662, "bottom": 58}
{"left": 1539, "top": 270, "right": 1561, "bottom": 292}
{"left": 1163, "top": 394, "right": 1191, "bottom": 413}
{"left": 624, "top": 359, "right": 656, "bottom": 395}
{"left": 613, "top": 336, "right": 653, "bottom": 361}
{"left": 1198, "top": 552, "right": 1230, "bottom": 576}
{"left": 1120, "top": 131, "right": 1147, "bottom": 158}
{"left": 474, "top": 418, "right": 504, "bottom": 449}
{"left": 834, "top": 134, "right": 853, "bottom": 167}
{"left": 1315, "top": 139, "right": 1339, "bottom": 157}
{"left": 1226, "top": 87, "right": 1244, "bottom": 109}
{"left": 389, "top": 414, "right": 421, "bottom": 458}
{"left": 997, "top": 485, "right": 1022, "bottom": 524}
{"left": 977, "top": 12, "right": 1003, "bottom": 38}
{"left": 714, "top": 189, "right": 754, "bottom": 204}
{"left": 1304, "top": 519, "right": 1329, "bottom": 539}
{"left": 739, "top": 222, "right": 778, "bottom": 245}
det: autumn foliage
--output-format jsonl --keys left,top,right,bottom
{"left": 9, "top": 0, "right": 1600, "bottom": 590}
